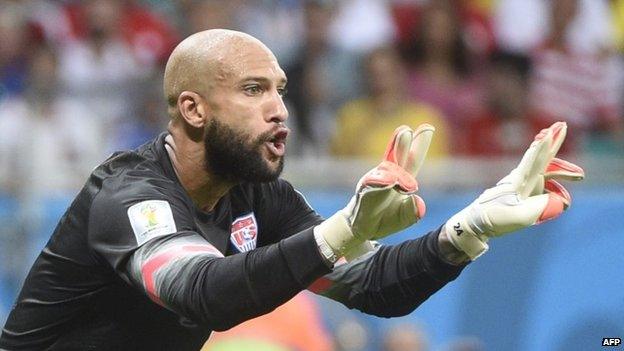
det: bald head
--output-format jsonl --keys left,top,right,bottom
{"left": 163, "top": 29, "right": 276, "bottom": 119}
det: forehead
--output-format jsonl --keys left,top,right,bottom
{"left": 216, "top": 43, "right": 286, "bottom": 83}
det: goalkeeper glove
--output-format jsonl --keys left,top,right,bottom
{"left": 314, "top": 124, "right": 434, "bottom": 262}
{"left": 445, "top": 121, "right": 585, "bottom": 260}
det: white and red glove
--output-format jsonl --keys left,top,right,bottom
{"left": 445, "top": 121, "right": 585, "bottom": 260}
{"left": 314, "top": 124, "right": 434, "bottom": 262}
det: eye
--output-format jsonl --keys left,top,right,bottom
{"left": 277, "top": 87, "right": 288, "bottom": 97}
{"left": 243, "top": 84, "right": 263, "bottom": 95}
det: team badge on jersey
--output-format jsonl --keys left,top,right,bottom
{"left": 230, "top": 213, "right": 258, "bottom": 252}
{"left": 127, "top": 200, "right": 177, "bottom": 246}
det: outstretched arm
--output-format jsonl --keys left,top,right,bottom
{"left": 444, "top": 122, "right": 585, "bottom": 260}
{"left": 309, "top": 228, "right": 466, "bottom": 317}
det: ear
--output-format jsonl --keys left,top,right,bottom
{"left": 177, "top": 91, "right": 208, "bottom": 128}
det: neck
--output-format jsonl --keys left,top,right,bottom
{"left": 372, "top": 91, "right": 402, "bottom": 115}
{"left": 164, "top": 128, "right": 235, "bottom": 212}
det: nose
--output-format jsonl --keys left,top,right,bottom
{"left": 265, "top": 90, "right": 289, "bottom": 124}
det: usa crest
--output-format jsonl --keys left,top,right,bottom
{"left": 230, "top": 213, "right": 258, "bottom": 252}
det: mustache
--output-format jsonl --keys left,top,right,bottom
{"left": 253, "top": 125, "right": 289, "bottom": 145}
{"left": 255, "top": 130, "right": 274, "bottom": 144}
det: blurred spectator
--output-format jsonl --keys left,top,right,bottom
{"left": 329, "top": 0, "right": 396, "bottom": 54}
{"left": 458, "top": 0, "right": 496, "bottom": 56}
{"left": 392, "top": 0, "right": 495, "bottom": 59}
{"left": 57, "top": 0, "right": 148, "bottom": 144}
{"left": 203, "top": 292, "right": 333, "bottom": 351}
{"left": 382, "top": 323, "right": 428, "bottom": 351}
{"left": 237, "top": 0, "right": 303, "bottom": 67}
{"left": 65, "top": 0, "right": 178, "bottom": 65}
{"left": 0, "top": 44, "right": 105, "bottom": 196}
{"left": 461, "top": 52, "right": 532, "bottom": 156}
{"left": 178, "top": 0, "right": 241, "bottom": 35}
{"left": 331, "top": 46, "right": 449, "bottom": 159}
{"left": 0, "top": 3, "right": 30, "bottom": 99}
{"left": 493, "top": 0, "right": 547, "bottom": 54}
{"left": 527, "top": 0, "right": 624, "bottom": 154}
{"left": 401, "top": 0, "right": 486, "bottom": 152}
{"left": 548, "top": 0, "right": 615, "bottom": 54}
{"left": 494, "top": 0, "right": 615, "bottom": 55}
{"left": 26, "top": 0, "right": 75, "bottom": 46}
{"left": 286, "top": 0, "right": 362, "bottom": 156}
{"left": 334, "top": 318, "right": 368, "bottom": 351}
{"left": 120, "top": 0, "right": 179, "bottom": 66}
{"left": 113, "top": 72, "right": 169, "bottom": 151}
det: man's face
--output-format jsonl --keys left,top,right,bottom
{"left": 201, "top": 41, "right": 289, "bottom": 183}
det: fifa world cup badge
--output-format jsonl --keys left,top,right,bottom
{"left": 128, "top": 200, "right": 177, "bottom": 245}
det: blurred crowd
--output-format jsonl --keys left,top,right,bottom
{"left": 1, "top": 0, "right": 623, "bottom": 197}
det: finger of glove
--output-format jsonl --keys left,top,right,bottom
{"left": 529, "top": 122, "right": 567, "bottom": 175}
{"left": 513, "top": 192, "right": 565, "bottom": 226}
{"left": 404, "top": 123, "right": 435, "bottom": 177}
{"left": 383, "top": 125, "right": 413, "bottom": 167}
{"left": 514, "top": 122, "right": 566, "bottom": 197}
{"left": 360, "top": 161, "right": 418, "bottom": 193}
{"left": 498, "top": 193, "right": 555, "bottom": 230}
{"left": 410, "top": 194, "right": 426, "bottom": 220}
{"left": 528, "top": 174, "right": 545, "bottom": 197}
{"left": 544, "top": 121, "right": 567, "bottom": 157}
{"left": 352, "top": 186, "right": 400, "bottom": 237}
{"left": 395, "top": 194, "right": 424, "bottom": 225}
{"left": 544, "top": 157, "right": 585, "bottom": 181}
{"left": 545, "top": 179, "right": 571, "bottom": 209}
{"left": 505, "top": 140, "right": 547, "bottom": 195}
{"left": 535, "top": 191, "right": 567, "bottom": 224}
{"left": 374, "top": 193, "right": 424, "bottom": 238}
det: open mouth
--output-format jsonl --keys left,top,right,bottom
{"left": 265, "top": 129, "right": 288, "bottom": 157}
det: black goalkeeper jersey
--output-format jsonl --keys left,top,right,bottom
{"left": 0, "top": 133, "right": 328, "bottom": 350}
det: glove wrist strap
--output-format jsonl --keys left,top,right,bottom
{"left": 445, "top": 219, "right": 489, "bottom": 260}
{"left": 314, "top": 230, "right": 338, "bottom": 265}
{"left": 314, "top": 213, "right": 356, "bottom": 257}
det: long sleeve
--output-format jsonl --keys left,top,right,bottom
{"left": 309, "top": 226, "right": 467, "bottom": 317}
{"left": 124, "top": 228, "right": 332, "bottom": 331}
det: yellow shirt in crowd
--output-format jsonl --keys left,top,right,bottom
{"left": 330, "top": 99, "right": 450, "bottom": 159}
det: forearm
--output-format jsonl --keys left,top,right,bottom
{"left": 311, "top": 227, "right": 467, "bottom": 317}
{"left": 128, "top": 229, "right": 331, "bottom": 331}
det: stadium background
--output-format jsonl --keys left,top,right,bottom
{"left": 0, "top": 0, "right": 623, "bottom": 350}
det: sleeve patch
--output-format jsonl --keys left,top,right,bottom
{"left": 127, "top": 200, "right": 177, "bottom": 246}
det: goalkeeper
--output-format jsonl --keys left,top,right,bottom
{"left": 0, "top": 29, "right": 584, "bottom": 351}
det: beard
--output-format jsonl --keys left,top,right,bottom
{"left": 204, "top": 118, "right": 284, "bottom": 183}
